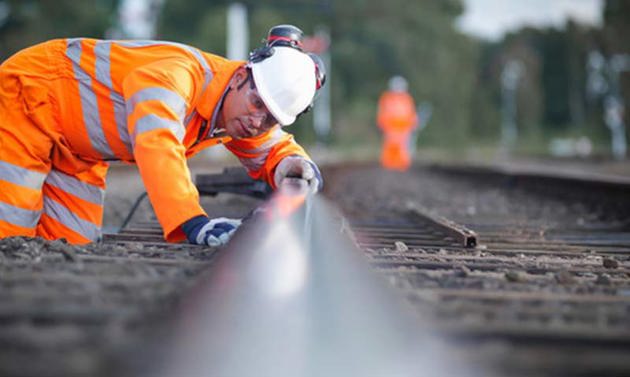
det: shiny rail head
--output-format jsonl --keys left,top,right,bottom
{"left": 157, "top": 196, "right": 479, "bottom": 377}
{"left": 240, "top": 178, "right": 314, "bottom": 221}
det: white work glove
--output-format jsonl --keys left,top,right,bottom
{"left": 273, "top": 156, "right": 323, "bottom": 193}
{"left": 182, "top": 216, "right": 242, "bottom": 246}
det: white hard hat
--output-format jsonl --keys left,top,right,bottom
{"left": 250, "top": 46, "right": 317, "bottom": 126}
{"left": 388, "top": 75, "right": 408, "bottom": 92}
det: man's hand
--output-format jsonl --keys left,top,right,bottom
{"left": 182, "top": 216, "right": 242, "bottom": 246}
{"left": 273, "top": 156, "right": 323, "bottom": 193}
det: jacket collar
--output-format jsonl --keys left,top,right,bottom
{"left": 196, "top": 58, "right": 245, "bottom": 120}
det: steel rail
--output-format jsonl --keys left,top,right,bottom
{"left": 156, "top": 182, "right": 469, "bottom": 377}
{"left": 429, "top": 164, "right": 630, "bottom": 211}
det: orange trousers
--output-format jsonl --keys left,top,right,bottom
{"left": 0, "top": 66, "right": 107, "bottom": 244}
{"left": 380, "top": 131, "right": 411, "bottom": 171}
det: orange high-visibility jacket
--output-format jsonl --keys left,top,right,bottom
{"left": 0, "top": 38, "right": 309, "bottom": 243}
{"left": 377, "top": 90, "right": 418, "bottom": 132}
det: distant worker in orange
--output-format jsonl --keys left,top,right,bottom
{"left": 0, "top": 25, "right": 324, "bottom": 246}
{"left": 377, "top": 76, "right": 418, "bottom": 171}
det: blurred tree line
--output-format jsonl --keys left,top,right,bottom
{"left": 0, "top": 0, "right": 116, "bottom": 52}
{"left": 0, "top": 0, "right": 627, "bottom": 155}
{"left": 473, "top": 0, "right": 630, "bottom": 153}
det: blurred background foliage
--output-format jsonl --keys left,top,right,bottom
{"left": 0, "top": 0, "right": 627, "bottom": 159}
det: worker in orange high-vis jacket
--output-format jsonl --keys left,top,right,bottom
{"left": 0, "top": 24, "right": 325, "bottom": 246}
{"left": 377, "top": 76, "right": 418, "bottom": 171}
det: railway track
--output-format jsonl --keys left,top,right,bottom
{"left": 326, "top": 163, "right": 630, "bottom": 376}
{"left": 0, "top": 163, "right": 628, "bottom": 376}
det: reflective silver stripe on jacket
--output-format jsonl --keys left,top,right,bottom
{"left": 237, "top": 155, "right": 268, "bottom": 172}
{"left": 116, "top": 40, "right": 214, "bottom": 146}
{"left": 257, "top": 127, "right": 286, "bottom": 154}
{"left": 232, "top": 128, "right": 286, "bottom": 172}
{"left": 132, "top": 114, "right": 186, "bottom": 146}
{"left": 45, "top": 170, "right": 105, "bottom": 206}
{"left": 127, "top": 87, "right": 187, "bottom": 122}
{"left": 0, "top": 160, "right": 46, "bottom": 190}
{"left": 0, "top": 202, "right": 41, "bottom": 229}
{"left": 117, "top": 40, "right": 214, "bottom": 89}
{"left": 43, "top": 197, "right": 101, "bottom": 241}
{"left": 246, "top": 127, "right": 285, "bottom": 154}
{"left": 66, "top": 39, "right": 117, "bottom": 160}
{"left": 94, "top": 41, "right": 133, "bottom": 155}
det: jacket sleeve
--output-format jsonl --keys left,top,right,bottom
{"left": 123, "top": 58, "right": 207, "bottom": 242}
{"left": 224, "top": 126, "right": 311, "bottom": 189}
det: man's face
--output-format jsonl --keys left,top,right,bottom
{"left": 220, "top": 67, "right": 279, "bottom": 139}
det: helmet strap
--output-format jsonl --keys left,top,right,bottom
{"left": 236, "top": 69, "right": 255, "bottom": 92}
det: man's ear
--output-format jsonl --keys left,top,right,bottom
{"left": 230, "top": 67, "right": 248, "bottom": 90}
